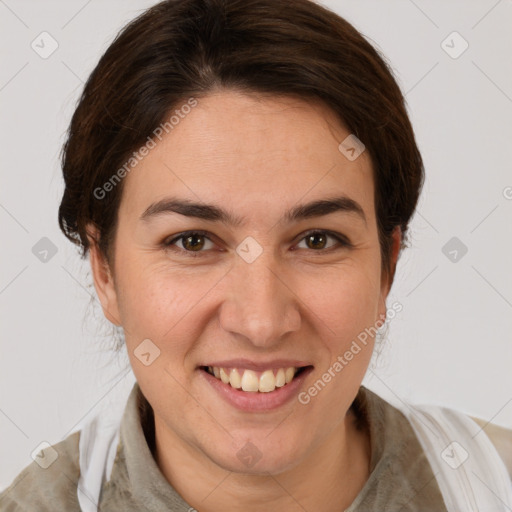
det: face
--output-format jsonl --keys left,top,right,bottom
{"left": 89, "top": 90, "right": 399, "bottom": 475}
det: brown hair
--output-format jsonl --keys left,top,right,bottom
{"left": 58, "top": 0, "right": 424, "bottom": 283}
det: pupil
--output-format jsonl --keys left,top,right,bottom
{"left": 308, "top": 233, "right": 326, "bottom": 249}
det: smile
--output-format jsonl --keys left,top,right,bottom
{"left": 202, "top": 366, "right": 310, "bottom": 393}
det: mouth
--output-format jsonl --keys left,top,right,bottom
{"left": 200, "top": 365, "right": 313, "bottom": 393}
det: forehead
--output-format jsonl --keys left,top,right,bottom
{"left": 118, "top": 90, "right": 375, "bottom": 226}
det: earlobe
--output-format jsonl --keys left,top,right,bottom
{"left": 86, "top": 225, "right": 122, "bottom": 326}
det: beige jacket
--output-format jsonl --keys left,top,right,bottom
{"left": 1, "top": 382, "right": 510, "bottom": 511}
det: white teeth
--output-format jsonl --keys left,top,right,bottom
{"left": 285, "top": 367, "right": 295, "bottom": 384}
{"left": 275, "top": 368, "right": 286, "bottom": 387}
{"left": 208, "top": 366, "right": 302, "bottom": 392}
{"left": 241, "top": 369, "right": 260, "bottom": 392}
{"left": 229, "top": 368, "right": 242, "bottom": 389}
{"left": 259, "top": 370, "right": 276, "bottom": 393}
{"left": 219, "top": 367, "right": 230, "bottom": 384}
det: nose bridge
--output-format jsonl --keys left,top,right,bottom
{"left": 220, "top": 249, "right": 300, "bottom": 346}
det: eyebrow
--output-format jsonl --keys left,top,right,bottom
{"left": 140, "top": 195, "right": 367, "bottom": 227}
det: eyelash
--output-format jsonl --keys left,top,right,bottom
{"left": 162, "top": 229, "right": 352, "bottom": 258}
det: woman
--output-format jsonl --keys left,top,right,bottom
{"left": 1, "top": 0, "right": 511, "bottom": 510}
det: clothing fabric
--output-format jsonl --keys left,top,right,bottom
{"left": 394, "top": 402, "right": 512, "bottom": 511}
{"left": 1, "top": 382, "right": 511, "bottom": 511}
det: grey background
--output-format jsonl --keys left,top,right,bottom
{"left": 1, "top": 0, "right": 511, "bottom": 490}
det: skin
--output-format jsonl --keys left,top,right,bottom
{"left": 88, "top": 89, "right": 401, "bottom": 511}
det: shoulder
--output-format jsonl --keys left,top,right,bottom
{"left": 400, "top": 400, "right": 512, "bottom": 482}
{"left": 353, "top": 386, "right": 449, "bottom": 510}
{"left": 469, "top": 416, "right": 512, "bottom": 479}
{"left": 0, "top": 430, "right": 82, "bottom": 511}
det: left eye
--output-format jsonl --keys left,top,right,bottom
{"left": 163, "top": 230, "right": 350, "bottom": 256}
{"left": 295, "top": 231, "right": 346, "bottom": 251}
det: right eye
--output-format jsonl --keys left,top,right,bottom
{"left": 163, "top": 230, "right": 216, "bottom": 257}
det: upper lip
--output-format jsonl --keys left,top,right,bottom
{"left": 199, "top": 358, "right": 313, "bottom": 371}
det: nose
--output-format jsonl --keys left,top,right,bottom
{"left": 218, "top": 251, "right": 301, "bottom": 348}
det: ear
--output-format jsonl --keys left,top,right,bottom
{"left": 377, "top": 226, "right": 402, "bottom": 323}
{"left": 86, "top": 224, "right": 122, "bottom": 326}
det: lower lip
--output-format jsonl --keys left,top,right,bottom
{"left": 198, "top": 367, "right": 314, "bottom": 412}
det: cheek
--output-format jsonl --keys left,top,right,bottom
{"left": 113, "top": 257, "right": 179, "bottom": 337}
{"left": 298, "top": 262, "right": 382, "bottom": 407}
{"left": 300, "top": 258, "right": 382, "bottom": 342}
{"left": 114, "top": 257, "right": 221, "bottom": 349}
{"left": 116, "top": 268, "right": 202, "bottom": 396}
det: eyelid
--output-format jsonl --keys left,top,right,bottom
{"left": 163, "top": 229, "right": 352, "bottom": 256}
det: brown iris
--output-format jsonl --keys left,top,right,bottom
{"left": 182, "top": 234, "right": 205, "bottom": 251}
{"left": 305, "top": 233, "right": 327, "bottom": 250}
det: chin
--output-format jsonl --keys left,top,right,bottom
{"left": 205, "top": 434, "right": 305, "bottom": 476}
